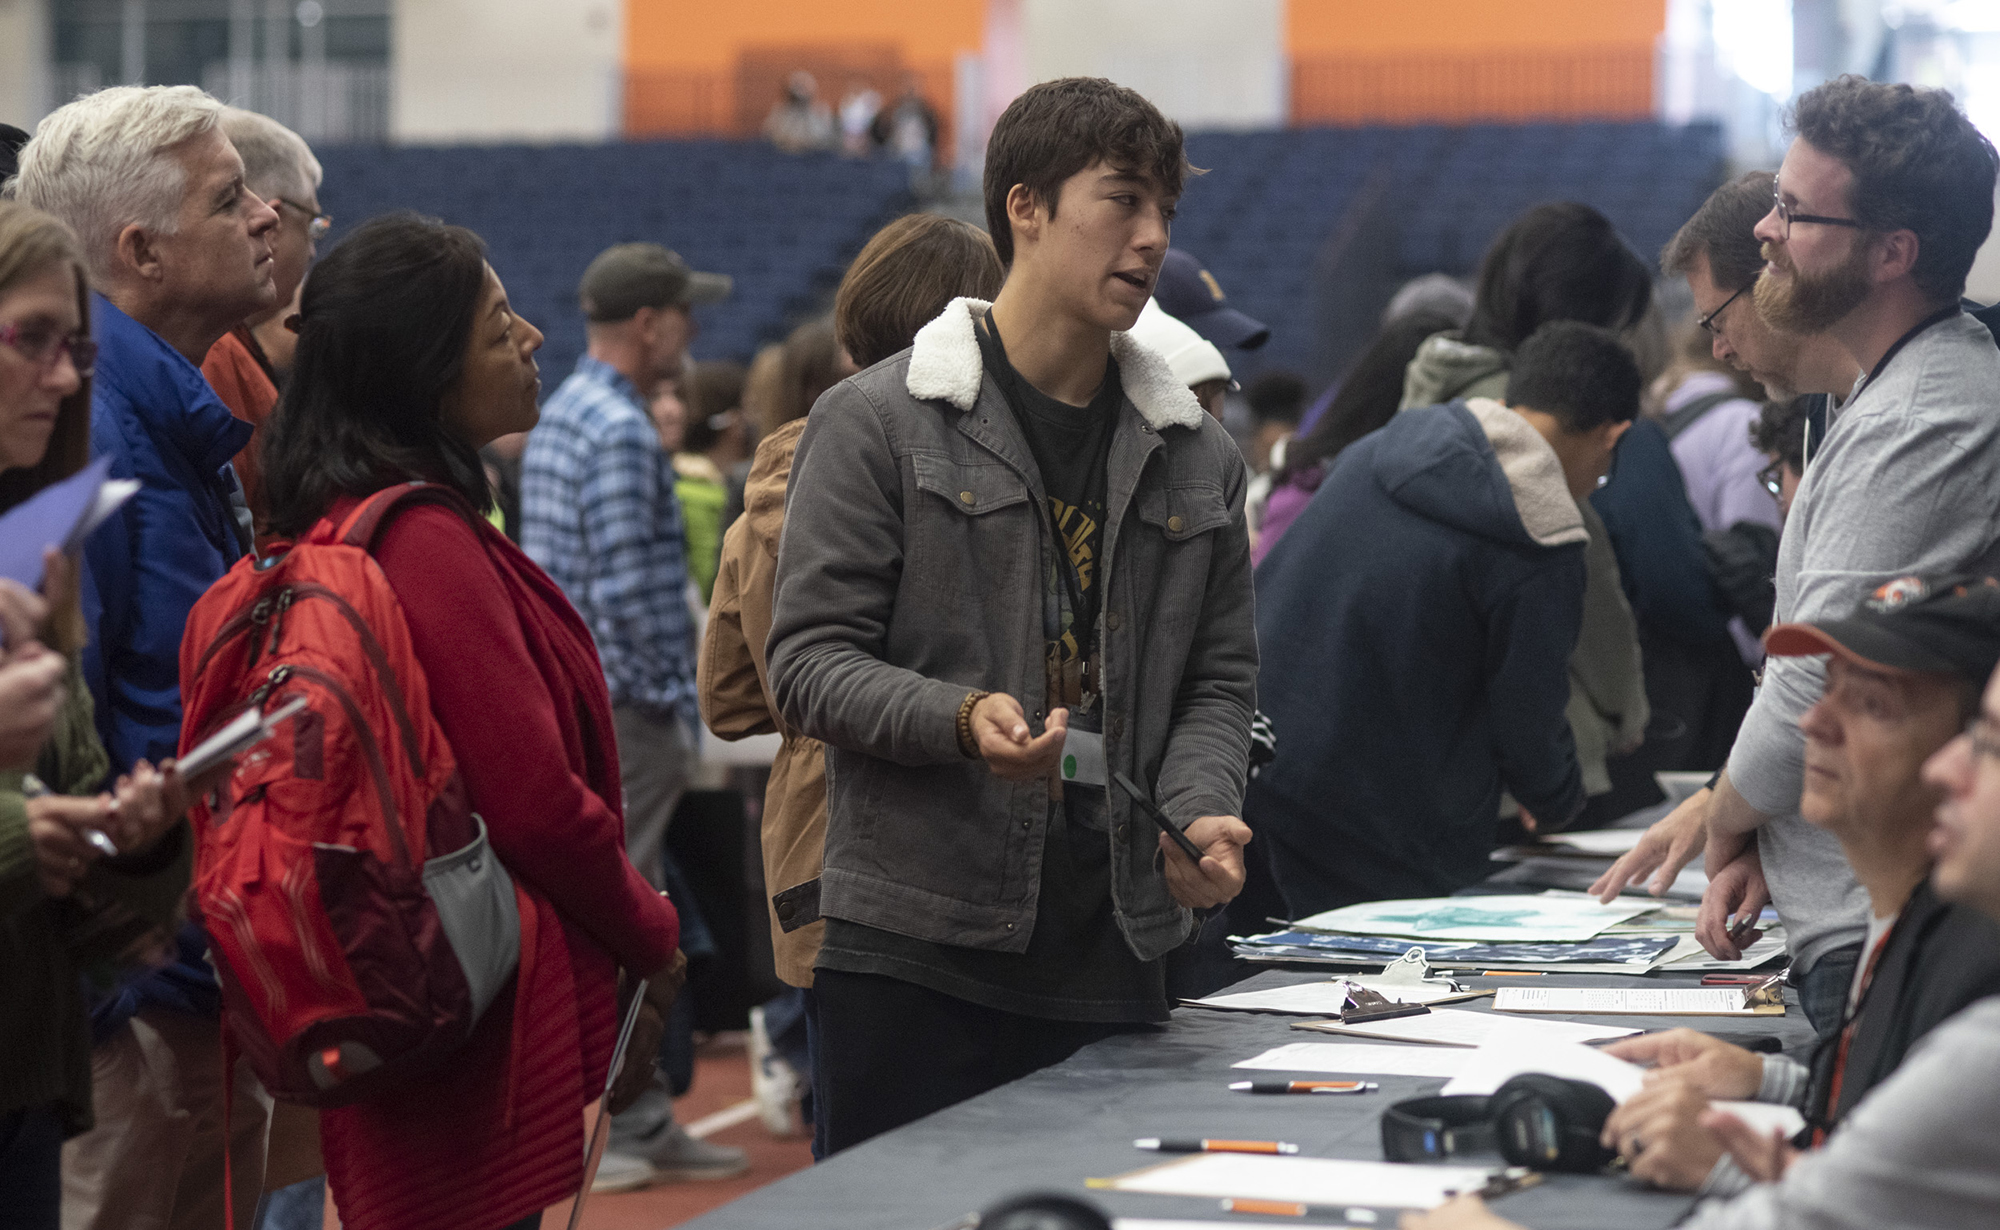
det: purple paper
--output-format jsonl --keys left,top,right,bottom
{"left": 0, "top": 454, "right": 116, "bottom": 588}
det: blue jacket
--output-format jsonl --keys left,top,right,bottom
{"left": 1248, "top": 399, "right": 1588, "bottom": 916}
{"left": 82, "top": 295, "right": 252, "bottom": 772}
{"left": 81, "top": 296, "right": 251, "bottom": 1027}
{"left": 1589, "top": 418, "right": 1731, "bottom": 649}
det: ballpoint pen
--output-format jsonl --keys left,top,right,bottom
{"left": 1135, "top": 1137, "right": 1300, "bottom": 1155}
{"left": 22, "top": 774, "right": 119, "bottom": 856}
{"left": 1229, "top": 1080, "right": 1378, "bottom": 1095}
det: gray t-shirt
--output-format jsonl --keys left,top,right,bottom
{"left": 1728, "top": 313, "right": 2000, "bottom": 974}
{"left": 1683, "top": 995, "right": 2000, "bottom": 1230}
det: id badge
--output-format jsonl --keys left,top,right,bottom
{"left": 1060, "top": 728, "right": 1107, "bottom": 788}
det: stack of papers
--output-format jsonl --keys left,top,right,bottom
{"left": 1292, "top": 895, "right": 1653, "bottom": 942}
{"left": 1092, "top": 1153, "right": 1496, "bottom": 1210}
{"left": 0, "top": 456, "right": 138, "bottom": 588}
{"left": 1231, "top": 929, "right": 1681, "bottom": 972}
{"left": 1492, "top": 986, "right": 1781, "bottom": 1016}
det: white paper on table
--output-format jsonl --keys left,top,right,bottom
{"left": 1232, "top": 1041, "right": 1472, "bottom": 1078}
{"left": 1659, "top": 931, "right": 1790, "bottom": 972}
{"left": 1100, "top": 1153, "right": 1494, "bottom": 1210}
{"left": 1187, "top": 979, "right": 1471, "bottom": 1015}
{"left": 1710, "top": 1101, "right": 1806, "bottom": 1139}
{"left": 1492, "top": 986, "right": 1765, "bottom": 1016}
{"left": 1297, "top": 1008, "right": 1638, "bottom": 1047}
{"left": 1292, "top": 895, "right": 1652, "bottom": 943}
{"left": 1538, "top": 829, "right": 1649, "bottom": 856}
{"left": 1438, "top": 1018, "right": 1646, "bottom": 1100}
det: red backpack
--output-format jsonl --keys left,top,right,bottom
{"left": 178, "top": 483, "right": 520, "bottom": 1107}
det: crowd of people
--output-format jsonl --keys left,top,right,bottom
{"left": 4, "top": 64, "right": 2000, "bottom": 1230}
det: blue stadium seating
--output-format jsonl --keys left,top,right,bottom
{"left": 311, "top": 119, "right": 1723, "bottom": 400}
{"left": 1173, "top": 119, "right": 1726, "bottom": 385}
{"left": 313, "top": 140, "right": 914, "bottom": 391}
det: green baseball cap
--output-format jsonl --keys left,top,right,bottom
{"left": 578, "top": 242, "right": 731, "bottom": 321}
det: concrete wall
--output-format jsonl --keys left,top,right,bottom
{"left": 0, "top": 0, "right": 52, "bottom": 132}
{"left": 392, "top": 0, "right": 620, "bottom": 142}
{"left": 1020, "top": 0, "right": 1285, "bottom": 130}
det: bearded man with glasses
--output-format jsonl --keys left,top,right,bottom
{"left": 1597, "top": 76, "right": 2000, "bottom": 1046}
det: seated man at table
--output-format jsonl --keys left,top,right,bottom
{"left": 1249, "top": 322, "right": 1636, "bottom": 914}
{"left": 1596, "top": 576, "right": 2000, "bottom": 1191}
{"left": 1406, "top": 583, "right": 2000, "bottom": 1230}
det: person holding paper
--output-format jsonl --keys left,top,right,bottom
{"left": 768, "top": 77, "right": 1256, "bottom": 1154}
{"left": 1593, "top": 76, "right": 2000, "bottom": 1039}
{"left": 1591, "top": 576, "right": 2000, "bottom": 1193}
{"left": 1407, "top": 595, "right": 2000, "bottom": 1230}
{"left": 0, "top": 198, "right": 195, "bottom": 1230}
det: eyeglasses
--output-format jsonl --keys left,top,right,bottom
{"left": 1771, "top": 183, "right": 1864, "bottom": 240}
{"left": 0, "top": 322, "right": 96, "bottom": 377}
{"left": 1698, "top": 283, "right": 1750, "bottom": 336}
{"left": 1964, "top": 716, "right": 2000, "bottom": 764}
{"left": 275, "top": 197, "right": 332, "bottom": 241}
{"left": 1757, "top": 458, "right": 1785, "bottom": 500}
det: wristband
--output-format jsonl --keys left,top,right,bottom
{"left": 956, "top": 691, "right": 991, "bottom": 759}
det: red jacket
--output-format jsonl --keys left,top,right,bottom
{"left": 200, "top": 326, "right": 279, "bottom": 531}
{"left": 317, "top": 496, "right": 679, "bottom": 1230}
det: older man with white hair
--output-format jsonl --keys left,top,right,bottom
{"left": 14, "top": 84, "right": 278, "bottom": 1230}
{"left": 199, "top": 106, "right": 324, "bottom": 532}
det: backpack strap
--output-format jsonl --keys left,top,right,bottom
{"left": 1660, "top": 390, "right": 1740, "bottom": 442}
{"left": 335, "top": 482, "right": 485, "bottom": 554}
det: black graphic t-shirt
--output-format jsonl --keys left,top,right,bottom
{"left": 974, "top": 311, "right": 1120, "bottom": 718}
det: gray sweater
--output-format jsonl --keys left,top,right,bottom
{"left": 1682, "top": 995, "right": 2000, "bottom": 1230}
{"left": 1727, "top": 313, "right": 2000, "bottom": 974}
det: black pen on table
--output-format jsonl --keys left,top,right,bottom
{"left": 1135, "top": 1137, "right": 1299, "bottom": 1155}
{"left": 1230, "top": 1079, "right": 1377, "bottom": 1095}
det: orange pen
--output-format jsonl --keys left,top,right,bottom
{"left": 1133, "top": 1137, "right": 1300, "bottom": 1155}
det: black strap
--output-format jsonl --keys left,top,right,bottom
{"left": 1863, "top": 305, "right": 1961, "bottom": 390}
{"left": 1659, "top": 391, "right": 1739, "bottom": 442}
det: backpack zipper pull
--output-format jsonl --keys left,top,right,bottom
{"left": 264, "top": 588, "right": 295, "bottom": 660}
{"left": 245, "top": 596, "right": 274, "bottom": 669}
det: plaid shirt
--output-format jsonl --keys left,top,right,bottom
{"left": 520, "top": 355, "right": 695, "bottom": 726}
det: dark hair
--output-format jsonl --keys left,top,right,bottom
{"left": 682, "top": 360, "right": 745, "bottom": 454}
{"left": 836, "top": 213, "right": 1004, "bottom": 368}
{"left": 1464, "top": 202, "right": 1653, "bottom": 354}
{"left": 983, "top": 78, "right": 1195, "bottom": 267}
{"left": 1246, "top": 371, "right": 1307, "bottom": 425}
{"left": 757, "top": 315, "right": 846, "bottom": 431}
{"left": 261, "top": 212, "right": 493, "bottom": 536}
{"left": 1750, "top": 395, "right": 1812, "bottom": 472}
{"left": 1505, "top": 321, "right": 1641, "bottom": 433}
{"left": 1276, "top": 309, "right": 1460, "bottom": 484}
{"left": 1790, "top": 75, "right": 1999, "bottom": 302}
{"left": 1662, "top": 170, "right": 1774, "bottom": 292}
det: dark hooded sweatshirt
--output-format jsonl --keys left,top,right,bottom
{"left": 1248, "top": 398, "right": 1589, "bottom": 915}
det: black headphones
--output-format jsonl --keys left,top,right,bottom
{"left": 1381, "top": 1074, "right": 1617, "bottom": 1173}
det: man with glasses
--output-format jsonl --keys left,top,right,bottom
{"left": 200, "top": 107, "right": 325, "bottom": 539}
{"left": 1597, "top": 76, "right": 2000, "bottom": 1043}
{"left": 1409, "top": 584, "right": 2000, "bottom": 1230}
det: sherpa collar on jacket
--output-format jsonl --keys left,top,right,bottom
{"left": 905, "top": 296, "right": 1207, "bottom": 432}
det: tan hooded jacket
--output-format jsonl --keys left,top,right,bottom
{"left": 698, "top": 417, "right": 825, "bottom": 986}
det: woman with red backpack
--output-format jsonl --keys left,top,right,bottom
{"left": 225, "top": 212, "right": 685, "bottom": 1230}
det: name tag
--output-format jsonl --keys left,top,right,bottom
{"left": 1061, "top": 728, "right": 1107, "bottom": 788}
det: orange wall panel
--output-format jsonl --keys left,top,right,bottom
{"left": 1288, "top": 0, "right": 1666, "bottom": 56}
{"left": 627, "top": 0, "right": 984, "bottom": 71}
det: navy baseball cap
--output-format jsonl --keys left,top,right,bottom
{"left": 1152, "top": 249, "right": 1269, "bottom": 351}
{"left": 1765, "top": 574, "right": 2000, "bottom": 686}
